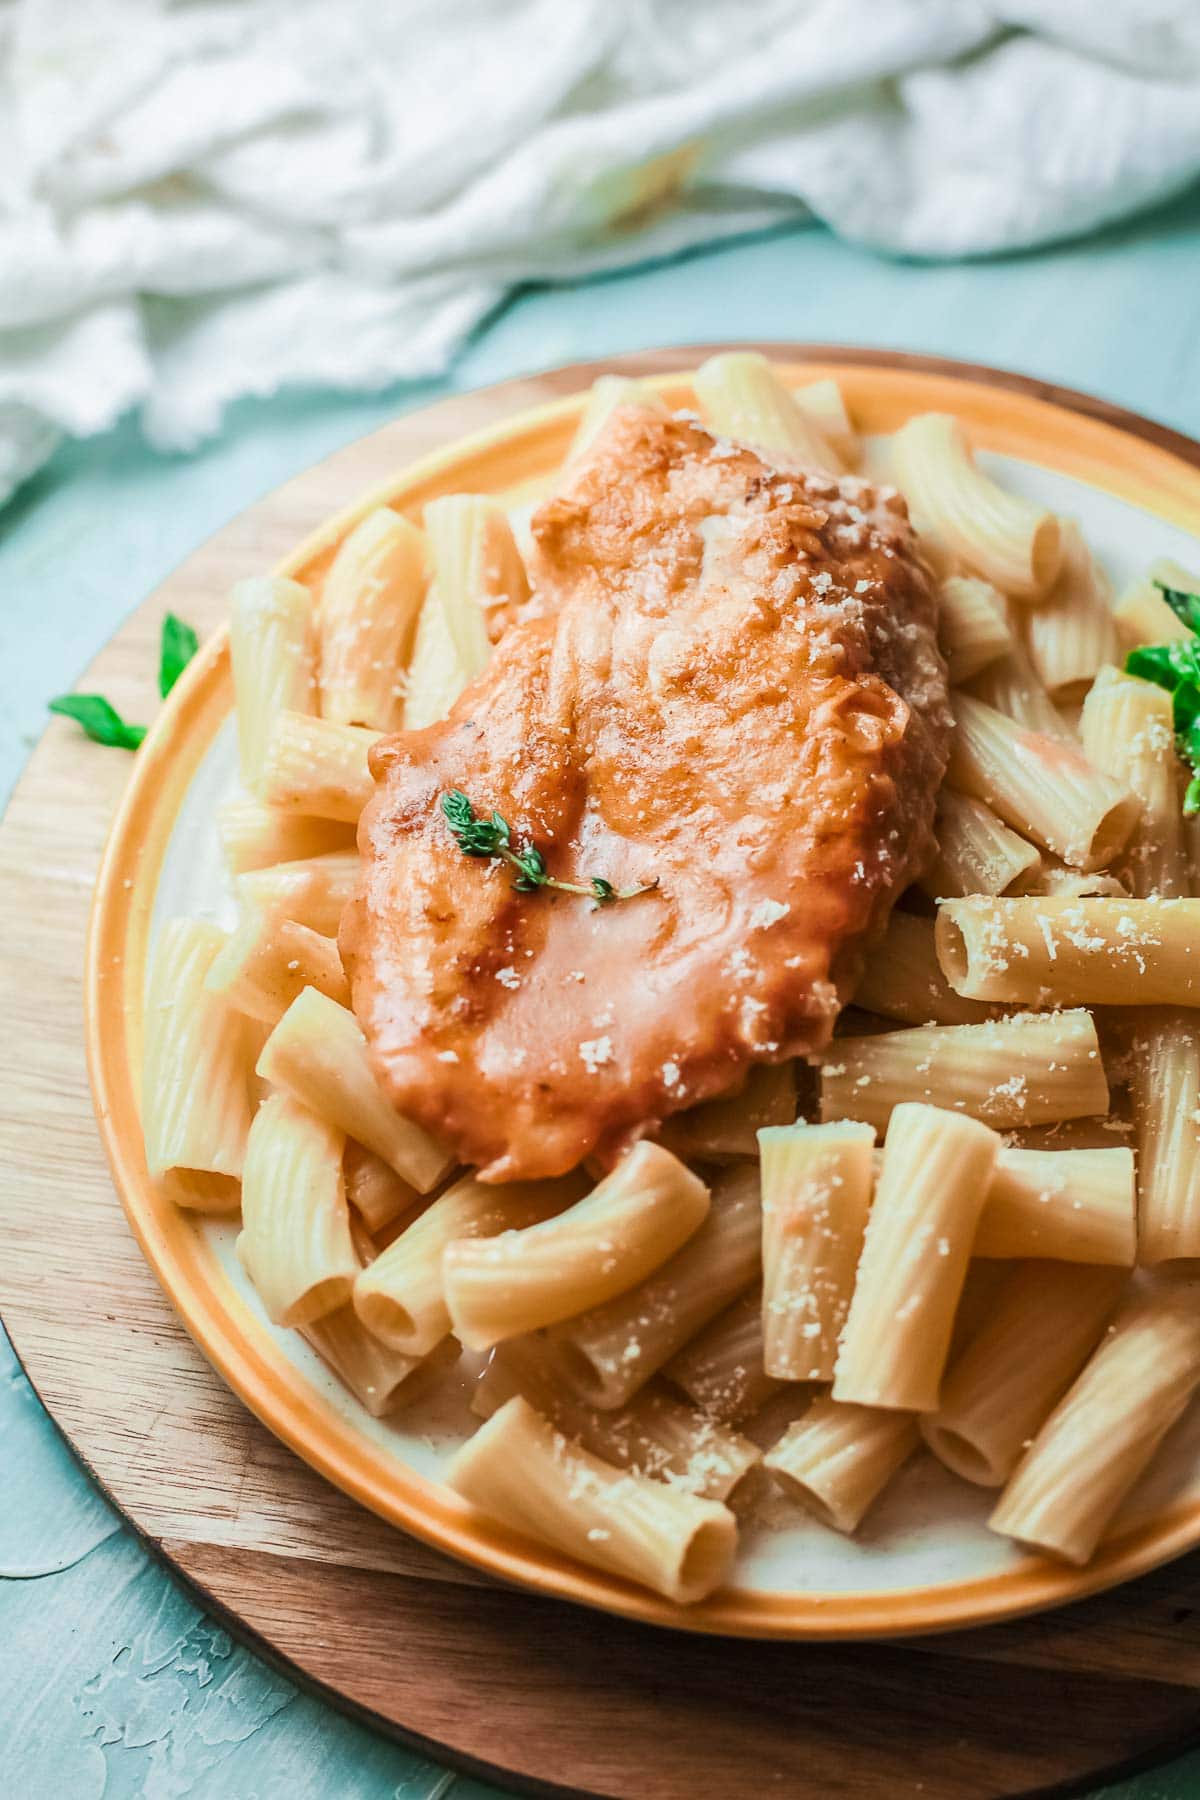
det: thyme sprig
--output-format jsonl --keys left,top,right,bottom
{"left": 441, "top": 789, "right": 657, "bottom": 906}
{"left": 1125, "top": 578, "right": 1200, "bottom": 817}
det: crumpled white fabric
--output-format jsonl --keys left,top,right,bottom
{"left": 3, "top": 0, "right": 1200, "bottom": 503}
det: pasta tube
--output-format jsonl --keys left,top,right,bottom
{"left": 256, "top": 711, "right": 381, "bottom": 822}
{"left": 833, "top": 1104, "right": 1000, "bottom": 1412}
{"left": 764, "top": 1397, "right": 919, "bottom": 1533}
{"left": 664, "top": 1287, "right": 783, "bottom": 1424}
{"left": 236, "top": 850, "right": 360, "bottom": 937}
{"left": 443, "top": 1143, "right": 710, "bottom": 1351}
{"left": 990, "top": 1286, "right": 1200, "bottom": 1564}
{"left": 1007, "top": 859, "right": 1128, "bottom": 899}
{"left": 791, "top": 377, "right": 858, "bottom": 465}
{"left": 1113, "top": 558, "right": 1200, "bottom": 653}
{"left": 217, "top": 798, "right": 354, "bottom": 875}
{"left": 976, "top": 1147, "right": 1136, "bottom": 1264}
{"left": 354, "top": 1171, "right": 583, "bottom": 1354}
{"left": 205, "top": 907, "right": 348, "bottom": 1026}
{"left": 969, "top": 629, "right": 1076, "bottom": 743}
{"left": 567, "top": 376, "right": 670, "bottom": 462}
{"left": 1131, "top": 1013, "right": 1200, "bottom": 1264}
{"left": 656, "top": 1060, "right": 795, "bottom": 1161}
{"left": 1024, "top": 521, "right": 1119, "bottom": 700}
{"left": 918, "top": 790, "right": 1041, "bottom": 901}
{"left": 693, "top": 352, "right": 841, "bottom": 470}
{"left": 818, "top": 1009, "right": 1108, "bottom": 1135}
{"left": 937, "top": 896, "right": 1200, "bottom": 1006}
{"left": 317, "top": 507, "right": 425, "bottom": 729}
{"left": 257, "top": 987, "right": 452, "bottom": 1192}
{"left": 402, "top": 580, "right": 469, "bottom": 730}
{"left": 891, "top": 412, "right": 1061, "bottom": 597}
{"left": 938, "top": 575, "right": 1011, "bottom": 685}
{"left": 947, "top": 693, "right": 1139, "bottom": 872}
{"left": 143, "top": 919, "right": 254, "bottom": 1204}
{"left": 1080, "top": 667, "right": 1186, "bottom": 898}
{"left": 922, "top": 1261, "right": 1124, "bottom": 1486}
{"left": 424, "top": 494, "right": 529, "bottom": 680}
{"left": 228, "top": 576, "right": 316, "bottom": 783}
{"left": 758, "top": 1120, "right": 875, "bottom": 1380}
{"left": 546, "top": 1163, "right": 761, "bottom": 1408}
{"left": 303, "top": 1313, "right": 459, "bottom": 1418}
{"left": 854, "top": 910, "right": 1002, "bottom": 1027}
{"left": 238, "top": 1094, "right": 359, "bottom": 1327}
{"left": 343, "top": 1142, "right": 419, "bottom": 1235}
{"left": 472, "top": 1339, "right": 760, "bottom": 1503}
{"left": 447, "top": 1395, "right": 737, "bottom": 1604}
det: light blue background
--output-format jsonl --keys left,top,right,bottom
{"left": 5, "top": 193, "right": 1200, "bottom": 1798}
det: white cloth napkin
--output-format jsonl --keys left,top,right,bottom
{"left": 3, "top": 0, "right": 1200, "bottom": 504}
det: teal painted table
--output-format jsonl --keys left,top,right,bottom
{"left": 5, "top": 194, "right": 1200, "bottom": 1799}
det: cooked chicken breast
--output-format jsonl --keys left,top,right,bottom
{"left": 342, "top": 406, "right": 950, "bottom": 1181}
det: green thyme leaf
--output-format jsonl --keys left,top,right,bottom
{"left": 440, "top": 790, "right": 658, "bottom": 906}
{"left": 159, "top": 612, "right": 199, "bottom": 698}
{"left": 49, "top": 694, "right": 146, "bottom": 751}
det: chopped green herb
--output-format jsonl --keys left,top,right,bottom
{"left": 441, "top": 789, "right": 657, "bottom": 906}
{"left": 159, "top": 611, "right": 200, "bottom": 697}
{"left": 48, "top": 694, "right": 147, "bottom": 751}
{"left": 48, "top": 612, "right": 199, "bottom": 751}
{"left": 1154, "top": 578, "right": 1200, "bottom": 637}
{"left": 1126, "top": 601, "right": 1200, "bottom": 815}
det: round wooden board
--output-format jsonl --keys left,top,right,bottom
{"left": 6, "top": 345, "right": 1200, "bottom": 1800}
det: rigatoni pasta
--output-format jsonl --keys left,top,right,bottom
{"left": 1023, "top": 521, "right": 1119, "bottom": 701}
{"left": 694, "top": 351, "right": 841, "bottom": 470}
{"left": 217, "top": 798, "right": 354, "bottom": 875}
{"left": 401, "top": 578, "right": 470, "bottom": 730}
{"left": 443, "top": 1143, "right": 710, "bottom": 1350}
{"left": 758, "top": 1120, "right": 874, "bottom": 1380}
{"left": 1131, "top": 1013, "right": 1200, "bottom": 1264}
{"left": 205, "top": 907, "right": 348, "bottom": 1026}
{"left": 833, "top": 1104, "right": 1000, "bottom": 1412}
{"left": 567, "top": 375, "right": 669, "bottom": 462}
{"left": 256, "top": 711, "right": 381, "bottom": 822}
{"left": 936, "top": 896, "right": 1200, "bottom": 1006}
{"left": 853, "top": 910, "right": 1002, "bottom": 1026}
{"left": 472, "top": 1337, "right": 760, "bottom": 1503}
{"left": 316, "top": 507, "right": 426, "bottom": 731}
{"left": 818, "top": 1009, "right": 1108, "bottom": 1135}
{"left": 257, "top": 987, "right": 452, "bottom": 1192}
{"left": 1080, "top": 667, "right": 1186, "bottom": 898}
{"left": 663, "top": 1287, "right": 783, "bottom": 1424}
{"left": 303, "top": 1313, "right": 459, "bottom": 1418}
{"left": 765, "top": 1397, "right": 919, "bottom": 1532}
{"left": 547, "top": 1163, "right": 761, "bottom": 1409}
{"left": 937, "top": 576, "right": 1011, "bottom": 685}
{"left": 142, "top": 919, "right": 254, "bottom": 1206}
{"left": 891, "top": 412, "right": 1061, "bottom": 597}
{"left": 236, "top": 850, "right": 360, "bottom": 937}
{"left": 228, "top": 576, "right": 316, "bottom": 783}
{"left": 424, "top": 494, "right": 529, "bottom": 680}
{"left": 237, "top": 1093, "right": 358, "bottom": 1327}
{"left": 918, "top": 790, "right": 1041, "bottom": 901}
{"left": 976, "top": 1147, "right": 1136, "bottom": 1264}
{"left": 947, "top": 692, "right": 1139, "bottom": 873}
{"left": 921, "top": 1260, "right": 1124, "bottom": 1486}
{"left": 447, "top": 1395, "right": 738, "bottom": 1603}
{"left": 656, "top": 1060, "right": 795, "bottom": 1161}
{"left": 990, "top": 1286, "right": 1200, "bottom": 1564}
{"left": 354, "top": 1171, "right": 583, "bottom": 1355}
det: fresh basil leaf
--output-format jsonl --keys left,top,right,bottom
{"left": 159, "top": 612, "right": 199, "bottom": 698}
{"left": 49, "top": 694, "right": 146, "bottom": 750}
{"left": 1186, "top": 774, "right": 1200, "bottom": 818}
{"left": 1154, "top": 580, "right": 1200, "bottom": 635}
{"left": 1175, "top": 683, "right": 1200, "bottom": 736}
{"left": 1126, "top": 642, "right": 1200, "bottom": 689}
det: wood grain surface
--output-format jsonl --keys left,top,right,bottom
{"left": 5, "top": 347, "right": 1200, "bottom": 1800}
